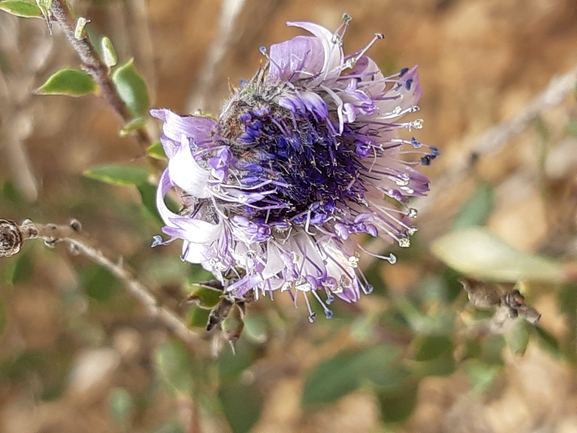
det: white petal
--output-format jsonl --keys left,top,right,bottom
{"left": 168, "top": 136, "right": 211, "bottom": 198}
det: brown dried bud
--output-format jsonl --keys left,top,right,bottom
{"left": 0, "top": 219, "right": 23, "bottom": 257}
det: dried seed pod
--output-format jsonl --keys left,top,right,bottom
{"left": 0, "top": 219, "right": 23, "bottom": 257}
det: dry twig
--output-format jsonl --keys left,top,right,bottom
{"left": 0, "top": 218, "right": 204, "bottom": 349}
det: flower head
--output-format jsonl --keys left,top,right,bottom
{"left": 152, "top": 15, "right": 437, "bottom": 321}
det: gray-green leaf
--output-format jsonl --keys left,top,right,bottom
{"left": 431, "top": 227, "right": 565, "bottom": 283}
{"left": 0, "top": 1, "right": 42, "bottom": 17}
{"left": 112, "top": 59, "right": 150, "bottom": 119}
{"left": 36, "top": 68, "right": 97, "bottom": 96}
{"left": 84, "top": 164, "right": 149, "bottom": 186}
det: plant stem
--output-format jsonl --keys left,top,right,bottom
{"left": 49, "top": 0, "right": 152, "bottom": 150}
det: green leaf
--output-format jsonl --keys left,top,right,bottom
{"left": 413, "top": 335, "right": 453, "bottom": 362}
{"left": 219, "top": 381, "right": 263, "bottom": 433}
{"left": 505, "top": 320, "right": 531, "bottom": 356}
{"left": 84, "top": 164, "right": 149, "bottom": 186}
{"left": 465, "top": 361, "right": 500, "bottom": 393}
{"left": 108, "top": 387, "right": 134, "bottom": 429}
{"left": 119, "top": 117, "right": 146, "bottom": 137}
{"left": 376, "top": 379, "right": 419, "bottom": 424}
{"left": 112, "top": 59, "right": 150, "bottom": 119}
{"left": 431, "top": 227, "right": 565, "bottom": 283}
{"left": 301, "top": 345, "right": 406, "bottom": 407}
{"left": 187, "top": 306, "right": 210, "bottom": 329}
{"left": 136, "top": 182, "right": 161, "bottom": 223}
{"left": 217, "top": 339, "right": 257, "bottom": 383}
{"left": 452, "top": 182, "right": 494, "bottom": 230}
{"left": 154, "top": 340, "right": 195, "bottom": 395}
{"left": 36, "top": 68, "right": 97, "bottom": 96}
{"left": 0, "top": 1, "right": 42, "bottom": 17}
{"left": 185, "top": 284, "right": 222, "bottom": 309}
{"left": 301, "top": 350, "right": 362, "bottom": 407}
{"left": 101, "top": 36, "right": 118, "bottom": 67}
{"left": 81, "top": 264, "right": 116, "bottom": 303}
{"left": 532, "top": 325, "right": 563, "bottom": 358}
{"left": 147, "top": 141, "right": 167, "bottom": 160}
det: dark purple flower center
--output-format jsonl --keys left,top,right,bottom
{"left": 217, "top": 87, "right": 366, "bottom": 226}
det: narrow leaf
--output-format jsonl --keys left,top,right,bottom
{"left": 431, "top": 227, "right": 565, "bottom": 283}
{"left": 119, "top": 117, "right": 146, "bottom": 137}
{"left": 377, "top": 379, "right": 419, "bottom": 424}
{"left": 101, "top": 36, "right": 118, "bottom": 67}
{"left": 84, "top": 164, "right": 149, "bottom": 186}
{"left": 112, "top": 59, "right": 150, "bottom": 119}
{"left": 219, "top": 382, "right": 263, "bottom": 433}
{"left": 147, "top": 141, "right": 167, "bottom": 160}
{"left": 0, "top": 1, "right": 42, "bottom": 17}
{"left": 36, "top": 69, "right": 97, "bottom": 97}
{"left": 302, "top": 344, "right": 405, "bottom": 407}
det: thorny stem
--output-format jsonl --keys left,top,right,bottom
{"left": 0, "top": 218, "right": 204, "bottom": 349}
{"left": 49, "top": 0, "right": 152, "bottom": 150}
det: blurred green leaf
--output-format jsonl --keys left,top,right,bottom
{"left": 413, "top": 335, "right": 453, "bottom": 362}
{"left": 154, "top": 340, "right": 195, "bottom": 395}
{"left": 431, "top": 227, "right": 565, "bottom": 283}
{"left": 452, "top": 182, "right": 494, "bottom": 230}
{"left": 505, "top": 320, "right": 531, "bottom": 356}
{"left": 149, "top": 418, "right": 185, "bottom": 433}
{"left": 376, "top": 379, "right": 419, "bottom": 424}
{"left": 0, "top": 297, "right": 6, "bottom": 336}
{"left": 532, "top": 325, "right": 563, "bottom": 358}
{"left": 101, "top": 36, "right": 118, "bottom": 67}
{"left": 242, "top": 314, "right": 268, "bottom": 344}
{"left": 217, "top": 339, "right": 258, "bottom": 383}
{"left": 566, "top": 120, "right": 577, "bottom": 137}
{"left": 120, "top": 117, "right": 147, "bottom": 137}
{"left": 112, "top": 59, "right": 150, "bottom": 118}
{"left": 302, "top": 344, "right": 406, "bottom": 407}
{"left": 557, "top": 284, "right": 577, "bottom": 316}
{"left": 36, "top": 68, "right": 98, "bottom": 96}
{"left": 147, "top": 141, "right": 167, "bottom": 160}
{"left": 301, "top": 350, "right": 363, "bottom": 407}
{"left": 187, "top": 306, "right": 210, "bottom": 329}
{"left": 81, "top": 264, "right": 116, "bottom": 303}
{"left": 84, "top": 164, "right": 149, "bottom": 186}
{"left": 185, "top": 284, "right": 222, "bottom": 309}
{"left": 4, "top": 245, "right": 35, "bottom": 285}
{"left": 394, "top": 296, "right": 456, "bottom": 335}
{"left": 465, "top": 361, "right": 500, "bottom": 393}
{"left": 0, "top": 1, "right": 42, "bottom": 17}
{"left": 137, "top": 182, "right": 161, "bottom": 224}
{"left": 409, "top": 347, "right": 456, "bottom": 378}
{"left": 219, "top": 381, "right": 263, "bottom": 433}
{"left": 108, "top": 387, "right": 134, "bottom": 429}
{"left": 481, "top": 334, "right": 506, "bottom": 366}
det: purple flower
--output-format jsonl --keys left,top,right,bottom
{"left": 152, "top": 15, "right": 436, "bottom": 321}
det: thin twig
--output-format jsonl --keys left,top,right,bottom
{"left": 0, "top": 218, "right": 204, "bottom": 349}
{"left": 415, "top": 65, "right": 577, "bottom": 216}
{"left": 49, "top": 0, "right": 152, "bottom": 150}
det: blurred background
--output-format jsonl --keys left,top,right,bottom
{"left": 1, "top": 0, "right": 577, "bottom": 432}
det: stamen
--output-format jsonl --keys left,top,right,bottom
{"left": 311, "top": 290, "right": 333, "bottom": 319}
{"left": 332, "top": 13, "right": 352, "bottom": 45}
{"left": 345, "top": 33, "right": 385, "bottom": 69}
